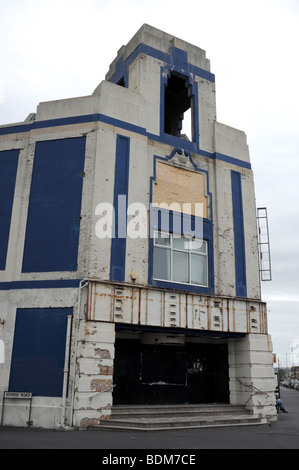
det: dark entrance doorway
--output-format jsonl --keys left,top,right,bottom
{"left": 113, "top": 336, "right": 229, "bottom": 405}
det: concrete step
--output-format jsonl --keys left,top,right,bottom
{"left": 90, "top": 404, "right": 266, "bottom": 431}
{"left": 111, "top": 404, "right": 249, "bottom": 419}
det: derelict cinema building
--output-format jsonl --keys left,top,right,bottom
{"left": 0, "top": 25, "right": 276, "bottom": 429}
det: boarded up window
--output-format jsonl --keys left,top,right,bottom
{"left": 22, "top": 137, "right": 86, "bottom": 272}
{"left": 153, "top": 162, "right": 208, "bottom": 218}
{"left": 9, "top": 308, "right": 72, "bottom": 397}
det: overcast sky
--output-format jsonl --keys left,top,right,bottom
{"left": 1, "top": 0, "right": 298, "bottom": 367}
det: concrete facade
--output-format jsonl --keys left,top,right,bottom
{"left": 0, "top": 25, "right": 276, "bottom": 429}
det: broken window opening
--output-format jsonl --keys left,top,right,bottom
{"left": 164, "top": 73, "right": 193, "bottom": 141}
{"left": 117, "top": 77, "right": 125, "bottom": 87}
{"left": 181, "top": 107, "right": 192, "bottom": 141}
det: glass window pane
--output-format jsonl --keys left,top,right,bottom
{"left": 155, "top": 232, "right": 170, "bottom": 246}
{"left": 173, "top": 251, "right": 189, "bottom": 283}
{"left": 191, "top": 253, "right": 207, "bottom": 286}
{"left": 173, "top": 236, "right": 189, "bottom": 251}
{"left": 190, "top": 239, "right": 206, "bottom": 253}
{"left": 153, "top": 246, "right": 170, "bottom": 280}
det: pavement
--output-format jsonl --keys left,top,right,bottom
{"left": 0, "top": 387, "right": 298, "bottom": 450}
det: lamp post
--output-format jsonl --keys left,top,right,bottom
{"left": 291, "top": 339, "right": 299, "bottom": 365}
{"left": 291, "top": 339, "right": 299, "bottom": 379}
{"left": 286, "top": 353, "right": 292, "bottom": 378}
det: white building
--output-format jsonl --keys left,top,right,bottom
{"left": 0, "top": 24, "right": 276, "bottom": 429}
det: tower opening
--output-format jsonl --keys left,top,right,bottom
{"left": 164, "top": 72, "right": 192, "bottom": 140}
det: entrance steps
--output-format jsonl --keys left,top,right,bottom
{"left": 93, "top": 404, "right": 266, "bottom": 431}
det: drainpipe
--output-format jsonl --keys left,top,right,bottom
{"left": 60, "top": 314, "right": 72, "bottom": 428}
{"left": 69, "top": 279, "right": 89, "bottom": 428}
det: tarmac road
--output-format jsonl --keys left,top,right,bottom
{"left": 0, "top": 387, "right": 298, "bottom": 450}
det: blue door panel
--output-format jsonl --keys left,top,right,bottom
{"left": 9, "top": 308, "right": 72, "bottom": 397}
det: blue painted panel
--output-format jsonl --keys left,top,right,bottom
{"left": 108, "top": 54, "right": 129, "bottom": 87}
{"left": 171, "top": 46, "right": 188, "bottom": 69}
{"left": 110, "top": 135, "right": 130, "bottom": 282}
{"left": 0, "top": 149, "right": 19, "bottom": 270}
{"left": 9, "top": 308, "right": 72, "bottom": 397}
{"left": 22, "top": 137, "right": 86, "bottom": 272}
{"left": 231, "top": 170, "right": 247, "bottom": 297}
{"left": 0, "top": 279, "right": 82, "bottom": 290}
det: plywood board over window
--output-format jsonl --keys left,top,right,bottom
{"left": 153, "top": 162, "right": 208, "bottom": 219}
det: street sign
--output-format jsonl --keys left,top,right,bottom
{"left": 4, "top": 391, "right": 32, "bottom": 399}
{"left": 1, "top": 391, "right": 33, "bottom": 427}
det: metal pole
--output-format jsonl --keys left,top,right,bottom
{"left": 70, "top": 279, "right": 89, "bottom": 428}
{"left": 0, "top": 392, "right": 5, "bottom": 426}
{"left": 60, "top": 315, "right": 73, "bottom": 427}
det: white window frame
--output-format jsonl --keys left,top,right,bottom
{"left": 153, "top": 231, "right": 208, "bottom": 287}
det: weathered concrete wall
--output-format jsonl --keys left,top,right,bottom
{"left": 212, "top": 161, "right": 260, "bottom": 299}
{"left": 228, "top": 334, "right": 276, "bottom": 421}
{"left": 105, "top": 24, "right": 211, "bottom": 81}
{"left": 73, "top": 321, "right": 115, "bottom": 428}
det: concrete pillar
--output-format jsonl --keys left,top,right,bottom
{"left": 72, "top": 320, "right": 115, "bottom": 428}
{"left": 228, "top": 334, "right": 277, "bottom": 421}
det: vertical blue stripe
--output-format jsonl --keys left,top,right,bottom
{"left": 231, "top": 170, "right": 247, "bottom": 297}
{"left": 0, "top": 149, "right": 19, "bottom": 270}
{"left": 110, "top": 135, "right": 130, "bottom": 282}
{"left": 190, "top": 82, "right": 199, "bottom": 148}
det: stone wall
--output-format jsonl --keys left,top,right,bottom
{"left": 73, "top": 321, "right": 115, "bottom": 428}
{"left": 229, "top": 334, "right": 277, "bottom": 421}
